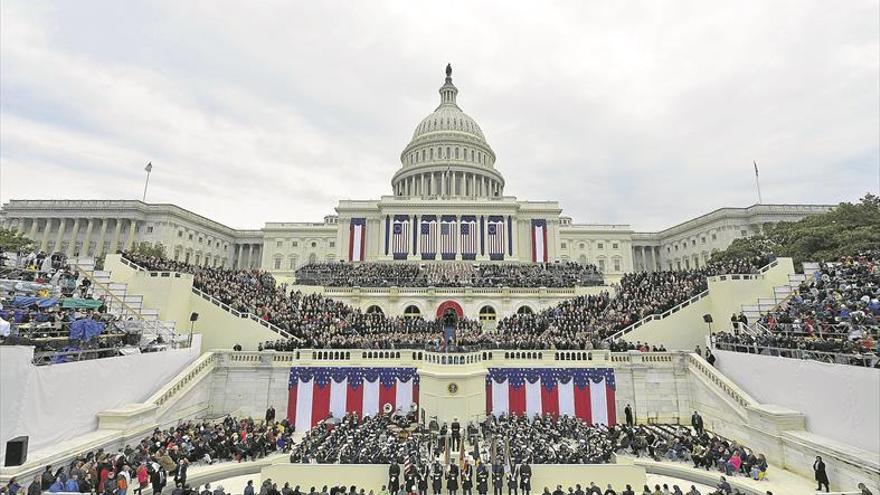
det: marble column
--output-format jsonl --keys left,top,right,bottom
{"left": 66, "top": 218, "right": 81, "bottom": 257}
{"left": 39, "top": 219, "right": 50, "bottom": 251}
{"left": 28, "top": 219, "right": 39, "bottom": 242}
{"left": 125, "top": 219, "right": 137, "bottom": 251}
{"left": 53, "top": 218, "right": 67, "bottom": 253}
{"left": 110, "top": 219, "right": 123, "bottom": 254}
{"left": 82, "top": 219, "right": 95, "bottom": 256}
{"left": 246, "top": 244, "right": 253, "bottom": 269}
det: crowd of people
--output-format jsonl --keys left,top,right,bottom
{"left": 294, "top": 262, "right": 604, "bottom": 288}
{"left": 0, "top": 249, "right": 150, "bottom": 363}
{"left": 713, "top": 252, "right": 879, "bottom": 367}
{"left": 122, "top": 252, "right": 769, "bottom": 352}
{"left": 7, "top": 416, "right": 293, "bottom": 495}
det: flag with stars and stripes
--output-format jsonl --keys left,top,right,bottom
{"left": 485, "top": 368, "right": 616, "bottom": 425}
{"left": 420, "top": 215, "right": 438, "bottom": 260}
{"left": 487, "top": 216, "right": 505, "bottom": 260}
{"left": 460, "top": 215, "right": 478, "bottom": 260}
{"left": 440, "top": 215, "right": 457, "bottom": 260}
{"left": 287, "top": 367, "right": 419, "bottom": 432}
{"left": 392, "top": 215, "right": 410, "bottom": 260}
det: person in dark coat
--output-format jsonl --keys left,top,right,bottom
{"left": 518, "top": 463, "right": 531, "bottom": 495}
{"left": 491, "top": 463, "right": 503, "bottom": 495}
{"left": 150, "top": 465, "right": 167, "bottom": 495}
{"left": 451, "top": 419, "right": 462, "bottom": 451}
{"left": 418, "top": 462, "right": 429, "bottom": 495}
{"left": 813, "top": 456, "right": 829, "bottom": 492}
{"left": 624, "top": 405, "right": 634, "bottom": 427}
{"left": 477, "top": 464, "right": 489, "bottom": 495}
{"left": 690, "top": 412, "right": 704, "bottom": 435}
{"left": 389, "top": 462, "right": 401, "bottom": 494}
{"left": 461, "top": 461, "right": 473, "bottom": 495}
{"left": 265, "top": 406, "right": 276, "bottom": 424}
{"left": 431, "top": 462, "right": 444, "bottom": 495}
{"left": 447, "top": 464, "right": 460, "bottom": 495}
{"left": 506, "top": 466, "right": 517, "bottom": 495}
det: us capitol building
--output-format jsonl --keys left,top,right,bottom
{"left": 1, "top": 66, "right": 831, "bottom": 279}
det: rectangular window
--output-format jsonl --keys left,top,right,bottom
{"left": 598, "top": 243, "right": 604, "bottom": 249}
{"left": 274, "top": 258, "right": 281, "bottom": 270}
{"left": 147, "top": 226, "right": 153, "bottom": 234}
{"left": 598, "top": 259, "right": 605, "bottom": 271}
{"left": 293, "top": 241, "right": 299, "bottom": 247}
{"left": 188, "top": 234, "right": 193, "bottom": 240}
{"left": 329, "top": 241, "right": 335, "bottom": 248}
{"left": 561, "top": 242, "right": 567, "bottom": 249}
{"left": 701, "top": 237, "right": 706, "bottom": 244}
{"left": 614, "top": 259, "right": 621, "bottom": 271}
{"left": 712, "top": 233, "right": 717, "bottom": 241}
{"left": 612, "top": 243, "right": 618, "bottom": 249}
{"left": 178, "top": 231, "right": 183, "bottom": 237}
{"left": 692, "top": 240, "right": 696, "bottom": 246}
{"left": 277, "top": 240, "right": 283, "bottom": 247}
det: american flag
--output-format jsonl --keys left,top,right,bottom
{"left": 420, "top": 216, "right": 438, "bottom": 260}
{"left": 392, "top": 216, "right": 410, "bottom": 260}
{"left": 460, "top": 216, "right": 478, "bottom": 260}
{"left": 441, "top": 216, "right": 457, "bottom": 260}
{"left": 486, "top": 368, "right": 616, "bottom": 424}
{"left": 487, "top": 216, "right": 505, "bottom": 260}
{"left": 288, "top": 367, "right": 420, "bottom": 432}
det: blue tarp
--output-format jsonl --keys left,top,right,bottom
{"left": 10, "top": 296, "right": 59, "bottom": 308}
{"left": 68, "top": 319, "right": 105, "bottom": 341}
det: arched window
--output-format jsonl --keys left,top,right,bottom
{"left": 308, "top": 253, "right": 317, "bottom": 264}
{"left": 479, "top": 305, "right": 496, "bottom": 323}
{"left": 455, "top": 147, "right": 459, "bottom": 159}
{"left": 517, "top": 306, "right": 533, "bottom": 315}
{"left": 366, "top": 305, "right": 384, "bottom": 315}
{"left": 471, "top": 149, "right": 475, "bottom": 161}
{"left": 403, "top": 305, "right": 421, "bottom": 319}
{"left": 430, "top": 149, "right": 434, "bottom": 160}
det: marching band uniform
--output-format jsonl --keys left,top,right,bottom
{"left": 476, "top": 464, "right": 489, "bottom": 495}
{"left": 447, "top": 464, "right": 460, "bottom": 495}
{"left": 461, "top": 462, "right": 473, "bottom": 495}
{"left": 491, "top": 464, "right": 503, "bottom": 495}
{"left": 518, "top": 463, "right": 531, "bottom": 495}
{"left": 431, "top": 462, "right": 444, "bottom": 495}
{"left": 389, "top": 462, "right": 401, "bottom": 494}
{"left": 418, "top": 463, "right": 429, "bottom": 495}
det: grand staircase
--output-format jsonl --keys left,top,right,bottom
{"left": 738, "top": 261, "right": 820, "bottom": 324}
{"left": 68, "top": 256, "right": 180, "bottom": 344}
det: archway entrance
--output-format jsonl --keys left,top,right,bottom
{"left": 403, "top": 305, "right": 422, "bottom": 319}
{"left": 479, "top": 305, "right": 496, "bottom": 323}
{"left": 435, "top": 300, "right": 464, "bottom": 319}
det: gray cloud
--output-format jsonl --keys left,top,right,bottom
{"left": 2, "top": 0, "right": 878, "bottom": 230}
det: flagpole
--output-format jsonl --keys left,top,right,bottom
{"left": 753, "top": 161, "right": 763, "bottom": 205}
{"left": 142, "top": 162, "right": 153, "bottom": 202}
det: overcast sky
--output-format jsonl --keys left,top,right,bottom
{"left": 1, "top": 1, "right": 878, "bottom": 231}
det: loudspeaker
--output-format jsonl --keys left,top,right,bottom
{"left": 4, "top": 436, "right": 28, "bottom": 467}
{"left": 189, "top": 312, "right": 199, "bottom": 322}
{"left": 702, "top": 314, "right": 713, "bottom": 324}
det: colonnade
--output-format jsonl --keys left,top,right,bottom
{"left": 395, "top": 171, "right": 501, "bottom": 198}
{"left": 232, "top": 243, "right": 262, "bottom": 269}
{"left": 15, "top": 217, "right": 140, "bottom": 257}
{"left": 632, "top": 245, "right": 662, "bottom": 272}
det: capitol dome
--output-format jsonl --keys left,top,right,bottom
{"left": 392, "top": 65, "right": 504, "bottom": 199}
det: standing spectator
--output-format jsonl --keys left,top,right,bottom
{"left": 245, "top": 481, "right": 256, "bottom": 495}
{"left": 690, "top": 411, "right": 704, "bottom": 436}
{"left": 266, "top": 405, "right": 276, "bottom": 423}
{"left": 624, "top": 404, "right": 634, "bottom": 427}
{"left": 813, "top": 456, "right": 830, "bottom": 492}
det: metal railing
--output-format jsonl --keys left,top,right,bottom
{"left": 713, "top": 342, "right": 879, "bottom": 368}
